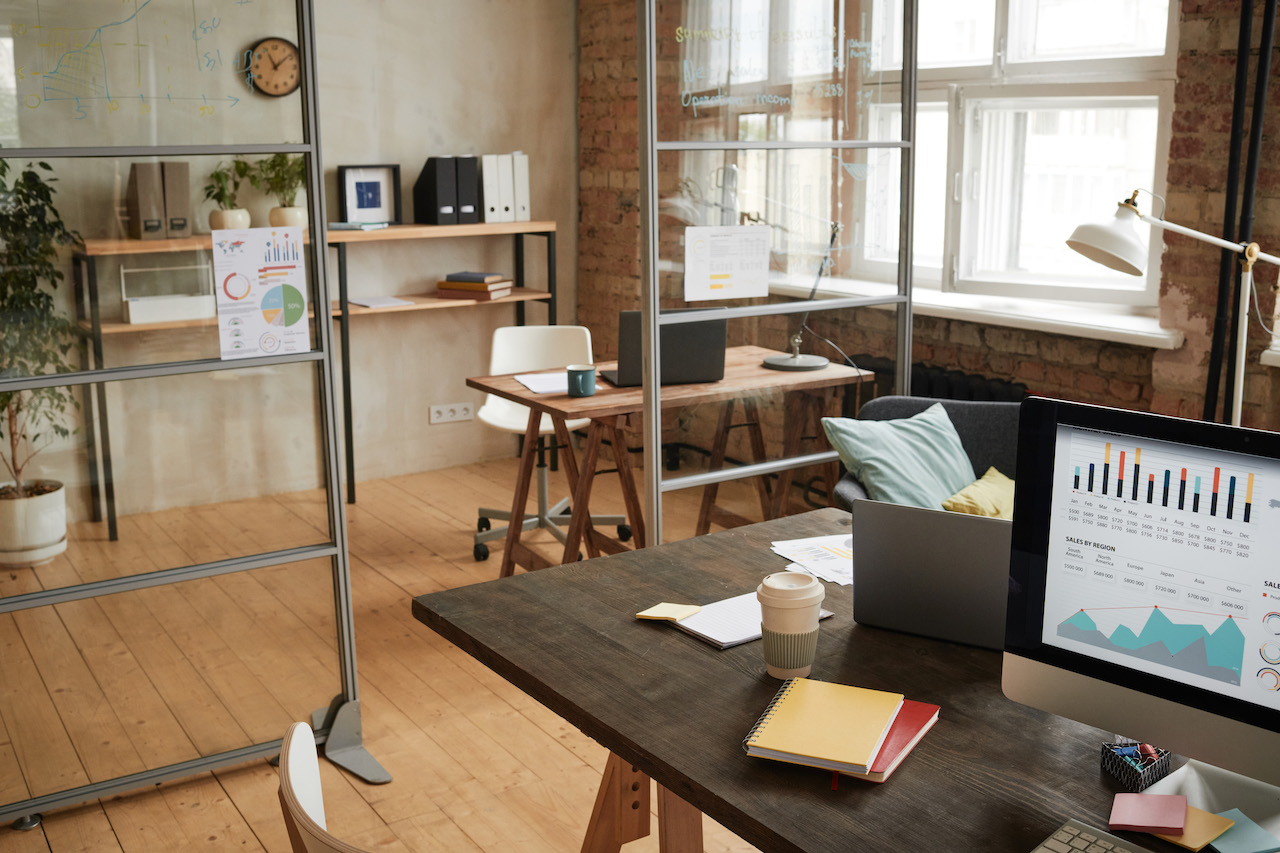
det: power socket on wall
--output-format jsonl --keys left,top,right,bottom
{"left": 429, "top": 402, "right": 473, "bottom": 424}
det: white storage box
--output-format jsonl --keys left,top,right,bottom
{"left": 120, "top": 260, "right": 215, "bottom": 324}
{"left": 123, "top": 294, "right": 217, "bottom": 324}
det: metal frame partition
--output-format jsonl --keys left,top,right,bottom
{"left": 636, "top": 0, "right": 918, "bottom": 544}
{"left": 0, "top": 0, "right": 386, "bottom": 829}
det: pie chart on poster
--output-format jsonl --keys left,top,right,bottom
{"left": 261, "top": 284, "right": 306, "bottom": 327}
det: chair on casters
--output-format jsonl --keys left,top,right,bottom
{"left": 473, "top": 325, "right": 630, "bottom": 562}
{"left": 278, "top": 721, "right": 369, "bottom": 853}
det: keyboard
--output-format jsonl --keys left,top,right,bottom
{"left": 1030, "top": 818, "right": 1159, "bottom": 853}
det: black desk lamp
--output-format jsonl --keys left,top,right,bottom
{"left": 762, "top": 221, "right": 841, "bottom": 371}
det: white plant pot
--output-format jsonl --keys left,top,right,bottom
{"left": 269, "top": 206, "right": 307, "bottom": 227}
{"left": 0, "top": 480, "right": 68, "bottom": 567}
{"left": 209, "top": 208, "right": 251, "bottom": 230}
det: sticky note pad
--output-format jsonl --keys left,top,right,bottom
{"left": 1109, "top": 793, "right": 1188, "bottom": 834}
{"left": 1209, "top": 809, "right": 1280, "bottom": 853}
{"left": 636, "top": 602, "right": 702, "bottom": 622}
{"left": 1154, "top": 806, "right": 1233, "bottom": 850}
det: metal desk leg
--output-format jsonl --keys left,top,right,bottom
{"left": 74, "top": 254, "right": 103, "bottom": 526}
{"left": 82, "top": 255, "right": 118, "bottom": 541}
{"left": 335, "top": 242, "right": 356, "bottom": 504}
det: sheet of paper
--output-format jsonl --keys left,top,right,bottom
{"left": 515, "top": 372, "right": 568, "bottom": 394}
{"left": 771, "top": 534, "right": 854, "bottom": 586}
{"left": 683, "top": 225, "right": 770, "bottom": 301}
{"left": 349, "top": 295, "right": 413, "bottom": 308}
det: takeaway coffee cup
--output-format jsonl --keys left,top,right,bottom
{"left": 567, "top": 364, "right": 596, "bottom": 397}
{"left": 757, "top": 571, "right": 825, "bottom": 679}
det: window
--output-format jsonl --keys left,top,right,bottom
{"left": 863, "top": 0, "right": 1177, "bottom": 306}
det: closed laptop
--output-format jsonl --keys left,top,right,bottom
{"left": 852, "top": 500, "right": 1012, "bottom": 650}
{"left": 600, "top": 309, "right": 727, "bottom": 387}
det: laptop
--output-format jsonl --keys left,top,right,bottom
{"left": 852, "top": 500, "right": 1012, "bottom": 650}
{"left": 600, "top": 309, "right": 727, "bottom": 387}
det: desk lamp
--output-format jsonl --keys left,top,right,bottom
{"left": 1066, "top": 190, "right": 1279, "bottom": 425}
{"left": 763, "top": 221, "right": 841, "bottom": 371}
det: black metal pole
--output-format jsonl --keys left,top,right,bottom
{"left": 1225, "top": 0, "right": 1278, "bottom": 422}
{"left": 1204, "top": 0, "right": 1253, "bottom": 422}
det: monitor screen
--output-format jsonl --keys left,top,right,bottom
{"left": 1003, "top": 397, "right": 1280, "bottom": 786}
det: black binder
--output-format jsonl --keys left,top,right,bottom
{"left": 413, "top": 156, "right": 457, "bottom": 225}
{"left": 455, "top": 156, "right": 480, "bottom": 224}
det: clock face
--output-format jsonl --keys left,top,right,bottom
{"left": 249, "top": 37, "right": 300, "bottom": 97}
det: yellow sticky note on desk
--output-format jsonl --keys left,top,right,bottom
{"left": 1154, "top": 806, "right": 1234, "bottom": 851}
{"left": 636, "top": 603, "right": 702, "bottom": 622}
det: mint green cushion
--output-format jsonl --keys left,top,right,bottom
{"left": 822, "top": 403, "right": 976, "bottom": 509}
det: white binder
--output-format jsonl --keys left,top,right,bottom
{"left": 512, "top": 152, "right": 530, "bottom": 221}
{"left": 495, "top": 153, "right": 516, "bottom": 222}
{"left": 481, "top": 153, "right": 504, "bottom": 222}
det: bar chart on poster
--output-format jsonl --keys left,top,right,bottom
{"left": 1042, "top": 425, "right": 1280, "bottom": 706}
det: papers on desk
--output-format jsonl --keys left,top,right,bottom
{"left": 348, "top": 295, "right": 414, "bottom": 308}
{"left": 771, "top": 534, "right": 853, "bottom": 586}
{"left": 515, "top": 372, "right": 568, "bottom": 394}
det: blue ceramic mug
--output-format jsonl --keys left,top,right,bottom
{"left": 567, "top": 364, "right": 596, "bottom": 397}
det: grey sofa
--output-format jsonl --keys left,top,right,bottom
{"left": 832, "top": 396, "right": 1023, "bottom": 509}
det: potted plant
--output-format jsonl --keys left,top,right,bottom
{"left": 0, "top": 159, "right": 81, "bottom": 566}
{"left": 251, "top": 153, "right": 307, "bottom": 226}
{"left": 203, "top": 158, "right": 252, "bottom": 230}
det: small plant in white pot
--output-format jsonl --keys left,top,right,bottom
{"left": 251, "top": 153, "right": 307, "bottom": 226}
{"left": 203, "top": 158, "right": 252, "bottom": 230}
{"left": 0, "top": 160, "right": 82, "bottom": 566}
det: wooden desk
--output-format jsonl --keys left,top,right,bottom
{"left": 466, "top": 346, "right": 872, "bottom": 577}
{"left": 411, "top": 509, "right": 1154, "bottom": 853}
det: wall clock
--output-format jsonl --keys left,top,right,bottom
{"left": 248, "top": 37, "right": 301, "bottom": 97}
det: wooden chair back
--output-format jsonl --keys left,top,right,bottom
{"left": 278, "top": 721, "right": 369, "bottom": 853}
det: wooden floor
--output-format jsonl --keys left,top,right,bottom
{"left": 1, "top": 453, "right": 810, "bottom": 852}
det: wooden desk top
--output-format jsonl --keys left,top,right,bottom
{"left": 412, "top": 509, "right": 1167, "bottom": 853}
{"left": 466, "top": 345, "right": 873, "bottom": 420}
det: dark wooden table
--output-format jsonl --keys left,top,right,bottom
{"left": 466, "top": 346, "right": 871, "bottom": 578}
{"left": 412, "top": 508, "right": 1177, "bottom": 853}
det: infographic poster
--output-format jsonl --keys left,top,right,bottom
{"left": 212, "top": 227, "right": 311, "bottom": 360}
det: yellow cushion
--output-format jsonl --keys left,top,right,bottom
{"left": 942, "top": 467, "right": 1015, "bottom": 519}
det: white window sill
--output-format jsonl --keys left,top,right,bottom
{"left": 770, "top": 277, "right": 1185, "bottom": 351}
{"left": 1261, "top": 347, "right": 1280, "bottom": 368}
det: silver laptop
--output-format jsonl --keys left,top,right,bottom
{"left": 852, "top": 500, "right": 1012, "bottom": 650}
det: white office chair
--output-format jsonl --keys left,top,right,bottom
{"left": 277, "top": 721, "right": 369, "bottom": 853}
{"left": 474, "top": 324, "right": 629, "bottom": 561}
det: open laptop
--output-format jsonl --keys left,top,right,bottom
{"left": 852, "top": 500, "right": 1012, "bottom": 650}
{"left": 600, "top": 309, "right": 727, "bottom": 387}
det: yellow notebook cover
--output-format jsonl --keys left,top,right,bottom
{"left": 743, "top": 678, "right": 905, "bottom": 774}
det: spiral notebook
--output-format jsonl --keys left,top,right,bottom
{"left": 742, "top": 677, "right": 904, "bottom": 775}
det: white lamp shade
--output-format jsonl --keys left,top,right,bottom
{"left": 1066, "top": 204, "right": 1148, "bottom": 276}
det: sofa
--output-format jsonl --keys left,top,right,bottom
{"left": 831, "top": 396, "right": 1023, "bottom": 510}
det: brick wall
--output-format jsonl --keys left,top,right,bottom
{"left": 577, "top": 1, "right": 1280, "bottom": 433}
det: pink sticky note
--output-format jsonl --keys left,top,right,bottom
{"left": 1109, "top": 793, "right": 1188, "bottom": 834}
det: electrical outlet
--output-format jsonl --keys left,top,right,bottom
{"left": 429, "top": 402, "right": 473, "bottom": 424}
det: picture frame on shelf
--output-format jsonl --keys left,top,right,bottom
{"left": 336, "top": 165, "right": 402, "bottom": 224}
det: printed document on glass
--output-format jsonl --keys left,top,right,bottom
{"left": 683, "top": 225, "right": 770, "bottom": 301}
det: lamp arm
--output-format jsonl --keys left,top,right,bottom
{"left": 1140, "top": 214, "right": 1280, "bottom": 267}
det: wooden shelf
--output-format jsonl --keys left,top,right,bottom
{"left": 82, "top": 288, "right": 551, "bottom": 335}
{"left": 75, "top": 221, "right": 557, "bottom": 257}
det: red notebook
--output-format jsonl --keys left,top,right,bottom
{"left": 841, "top": 699, "right": 940, "bottom": 783}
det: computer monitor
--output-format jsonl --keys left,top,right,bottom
{"left": 1003, "top": 397, "right": 1280, "bottom": 789}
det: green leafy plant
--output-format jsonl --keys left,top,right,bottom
{"left": 250, "top": 153, "right": 306, "bottom": 207}
{"left": 203, "top": 158, "right": 251, "bottom": 210}
{"left": 0, "top": 159, "right": 82, "bottom": 499}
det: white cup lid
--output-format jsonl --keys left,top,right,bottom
{"left": 758, "top": 571, "right": 822, "bottom": 601}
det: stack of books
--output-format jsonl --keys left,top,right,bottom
{"left": 743, "top": 677, "right": 939, "bottom": 783}
{"left": 436, "top": 271, "right": 513, "bottom": 301}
